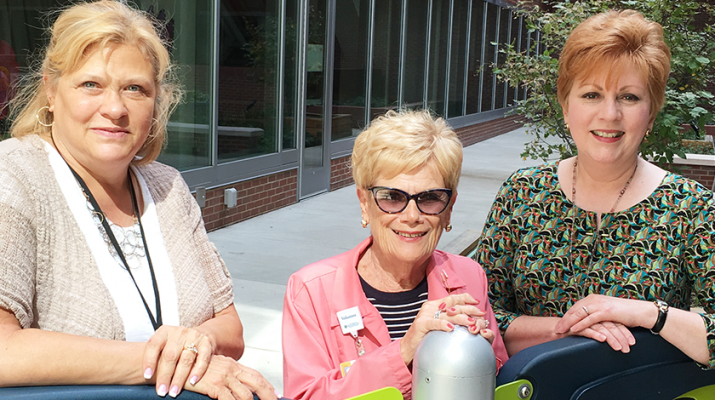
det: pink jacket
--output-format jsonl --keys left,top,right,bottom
{"left": 282, "top": 237, "right": 508, "bottom": 400}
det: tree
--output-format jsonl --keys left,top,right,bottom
{"left": 495, "top": 0, "right": 715, "bottom": 163}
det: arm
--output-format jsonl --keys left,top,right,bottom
{"left": 282, "top": 277, "right": 412, "bottom": 400}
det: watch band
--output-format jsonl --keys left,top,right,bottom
{"left": 650, "top": 299, "right": 669, "bottom": 335}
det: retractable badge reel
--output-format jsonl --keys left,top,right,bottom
{"left": 337, "top": 306, "right": 365, "bottom": 356}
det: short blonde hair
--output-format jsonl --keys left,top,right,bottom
{"left": 557, "top": 10, "right": 670, "bottom": 119}
{"left": 351, "top": 110, "right": 463, "bottom": 191}
{"left": 9, "top": 0, "right": 182, "bottom": 164}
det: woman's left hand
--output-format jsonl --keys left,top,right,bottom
{"left": 554, "top": 294, "right": 648, "bottom": 352}
{"left": 143, "top": 325, "right": 215, "bottom": 397}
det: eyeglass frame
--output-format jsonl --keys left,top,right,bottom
{"left": 367, "top": 186, "right": 454, "bottom": 215}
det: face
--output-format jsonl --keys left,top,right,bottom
{"left": 563, "top": 64, "right": 653, "bottom": 166}
{"left": 358, "top": 163, "right": 455, "bottom": 269}
{"left": 46, "top": 44, "right": 156, "bottom": 175}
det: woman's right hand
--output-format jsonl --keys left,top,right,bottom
{"left": 399, "top": 293, "right": 488, "bottom": 365}
{"left": 186, "top": 355, "right": 277, "bottom": 400}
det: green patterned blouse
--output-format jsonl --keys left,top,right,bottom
{"left": 474, "top": 162, "right": 715, "bottom": 368}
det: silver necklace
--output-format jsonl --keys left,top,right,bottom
{"left": 569, "top": 157, "right": 638, "bottom": 279}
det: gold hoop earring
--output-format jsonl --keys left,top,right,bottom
{"left": 36, "top": 106, "right": 54, "bottom": 127}
{"left": 361, "top": 219, "right": 368, "bottom": 228}
{"left": 645, "top": 129, "right": 651, "bottom": 138}
{"left": 445, "top": 224, "right": 452, "bottom": 232}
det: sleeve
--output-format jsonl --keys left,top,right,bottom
{"left": 0, "top": 168, "right": 37, "bottom": 328}
{"left": 182, "top": 176, "right": 234, "bottom": 313}
{"left": 282, "top": 276, "right": 412, "bottom": 400}
{"left": 684, "top": 187, "right": 715, "bottom": 369}
{"left": 472, "top": 173, "right": 522, "bottom": 334}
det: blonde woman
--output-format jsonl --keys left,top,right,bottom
{"left": 0, "top": 2, "right": 275, "bottom": 399}
{"left": 282, "top": 110, "right": 508, "bottom": 400}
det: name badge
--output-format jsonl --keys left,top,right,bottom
{"left": 337, "top": 306, "right": 364, "bottom": 335}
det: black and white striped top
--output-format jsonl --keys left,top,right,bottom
{"left": 360, "top": 275, "right": 428, "bottom": 341}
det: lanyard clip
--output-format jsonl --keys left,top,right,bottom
{"left": 351, "top": 331, "right": 365, "bottom": 356}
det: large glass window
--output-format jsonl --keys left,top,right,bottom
{"left": 447, "top": 0, "right": 469, "bottom": 118}
{"left": 149, "top": 1, "right": 213, "bottom": 171}
{"left": 371, "top": 0, "right": 402, "bottom": 120}
{"left": 480, "top": 3, "right": 497, "bottom": 112}
{"left": 465, "top": 0, "right": 484, "bottom": 114}
{"left": 332, "top": 0, "right": 369, "bottom": 140}
{"left": 217, "top": 0, "right": 281, "bottom": 163}
{"left": 494, "top": 6, "right": 509, "bottom": 110}
{"left": 403, "top": 0, "right": 429, "bottom": 108}
{"left": 283, "top": 0, "right": 299, "bottom": 150}
{"left": 427, "top": 0, "right": 450, "bottom": 115}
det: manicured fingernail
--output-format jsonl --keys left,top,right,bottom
{"left": 467, "top": 317, "right": 476, "bottom": 323}
{"left": 190, "top": 375, "right": 198, "bottom": 385}
{"left": 439, "top": 302, "right": 447, "bottom": 310}
{"left": 169, "top": 385, "right": 179, "bottom": 398}
{"left": 481, "top": 329, "right": 489, "bottom": 334}
{"left": 449, "top": 307, "right": 456, "bottom": 312}
{"left": 157, "top": 384, "right": 167, "bottom": 397}
{"left": 143, "top": 367, "right": 153, "bottom": 379}
{"left": 447, "top": 323, "right": 454, "bottom": 330}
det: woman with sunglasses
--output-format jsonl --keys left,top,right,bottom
{"left": 282, "top": 110, "right": 508, "bottom": 400}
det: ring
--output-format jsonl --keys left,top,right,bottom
{"left": 485, "top": 320, "right": 489, "bottom": 328}
{"left": 582, "top": 306, "right": 590, "bottom": 315}
{"left": 184, "top": 343, "right": 198, "bottom": 355}
{"left": 434, "top": 310, "right": 441, "bottom": 319}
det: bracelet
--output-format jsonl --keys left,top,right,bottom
{"left": 650, "top": 299, "right": 669, "bottom": 335}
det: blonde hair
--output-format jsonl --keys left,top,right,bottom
{"left": 351, "top": 110, "right": 463, "bottom": 191}
{"left": 557, "top": 10, "right": 671, "bottom": 119}
{"left": 9, "top": 0, "right": 182, "bottom": 164}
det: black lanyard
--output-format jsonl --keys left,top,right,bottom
{"left": 68, "top": 167, "right": 163, "bottom": 331}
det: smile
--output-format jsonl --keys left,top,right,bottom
{"left": 591, "top": 130, "right": 624, "bottom": 138}
{"left": 393, "top": 230, "right": 426, "bottom": 238}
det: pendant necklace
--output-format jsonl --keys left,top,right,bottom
{"left": 569, "top": 157, "right": 638, "bottom": 295}
{"left": 68, "top": 166, "right": 163, "bottom": 331}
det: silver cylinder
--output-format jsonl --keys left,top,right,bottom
{"left": 412, "top": 326, "right": 496, "bottom": 400}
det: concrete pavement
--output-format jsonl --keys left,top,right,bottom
{"left": 208, "top": 126, "right": 540, "bottom": 394}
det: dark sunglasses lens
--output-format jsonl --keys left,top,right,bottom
{"left": 374, "top": 189, "right": 408, "bottom": 212}
{"left": 417, "top": 191, "right": 450, "bottom": 214}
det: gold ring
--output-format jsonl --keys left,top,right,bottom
{"left": 184, "top": 343, "right": 198, "bottom": 355}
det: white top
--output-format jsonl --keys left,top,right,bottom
{"left": 46, "top": 143, "right": 179, "bottom": 341}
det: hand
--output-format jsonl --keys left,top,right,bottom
{"left": 186, "top": 355, "right": 277, "bottom": 400}
{"left": 554, "top": 295, "right": 640, "bottom": 353}
{"left": 143, "top": 325, "right": 215, "bottom": 397}
{"left": 399, "top": 293, "right": 487, "bottom": 365}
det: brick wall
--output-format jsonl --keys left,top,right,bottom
{"left": 456, "top": 114, "right": 524, "bottom": 147}
{"left": 199, "top": 169, "right": 298, "bottom": 232}
{"left": 664, "top": 156, "right": 715, "bottom": 191}
{"left": 330, "top": 156, "right": 353, "bottom": 191}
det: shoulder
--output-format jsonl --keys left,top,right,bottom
{"left": 499, "top": 162, "right": 559, "bottom": 191}
{"left": 135, "top": 162, "right": 189, "bottom": 200}
{"left": 655, "top": 172, "right": 713, "bottom": 205}
{"left": 0, "top": 135, "right": 47, "bottom": 165}
{"left": 287, "top": 245, "right": 358, "bottom": 296}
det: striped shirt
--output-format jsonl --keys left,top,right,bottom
{"left": 360, "top": 276, "right": 428, "bottom": 340}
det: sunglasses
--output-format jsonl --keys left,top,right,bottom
{"left": 367, "top": 186, "right": 453, "bottom": 215}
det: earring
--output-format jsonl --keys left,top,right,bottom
{"left": 445, "top": 224, "right": 452, "bottom": 232}
{"left": 36, "top": 106, "right": 54, "bottom": 127}
{"left": 645, "top": 129, "right": 650, "bottom": 138}
{"left": 565, "top": 123, "right": 570, "bottom": 132}
{"left": 361, "top": 219, "right": 368, "bottom": 228}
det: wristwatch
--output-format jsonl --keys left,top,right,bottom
{"left": 650, "top": 299, "right": 669, "bottom": 335}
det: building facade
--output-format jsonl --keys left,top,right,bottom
{"left": 0, "top": 0, "right": 532, "bottom": 230}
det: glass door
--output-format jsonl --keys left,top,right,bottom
{"left": 299, "top": 0, "right": 333, "bottom": 198}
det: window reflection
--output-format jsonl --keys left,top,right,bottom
{"left": 371, "top": 0, "right": 402, "bottom": 119}
{"left": 218, "top": 0, "right": 280, "bottom": 163}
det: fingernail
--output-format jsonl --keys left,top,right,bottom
{"left": 143, "top": 367, "right": 153, "bottom": 379}
{"left": 449, "top": 307, "right": 456, "bottom": 312}
{"left": 467, "top": 317, "right": 475, "bottom": 323}
{"left": 190, "top": 375, "right": 198, "bottom": 385}
{"left": 468, "top": 324, "right": 477, "bottom": 332}
{"left": 169, "top": 385, "right": 179, "bottom": 398}
{"left": 439, "top": 302, "right": 447, "bottom": 310}
{"left": 157, "top": 384, "right": 168, "bottom": 397}
{"left": 447, "top": 323, "right": 454, "bottom": 330}
{"left": 481, "top": 329, "right": 489, "bottom": 334}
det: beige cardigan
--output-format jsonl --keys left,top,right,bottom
{"left": 0, "top": 135, "right": 234, "bottom": 340}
